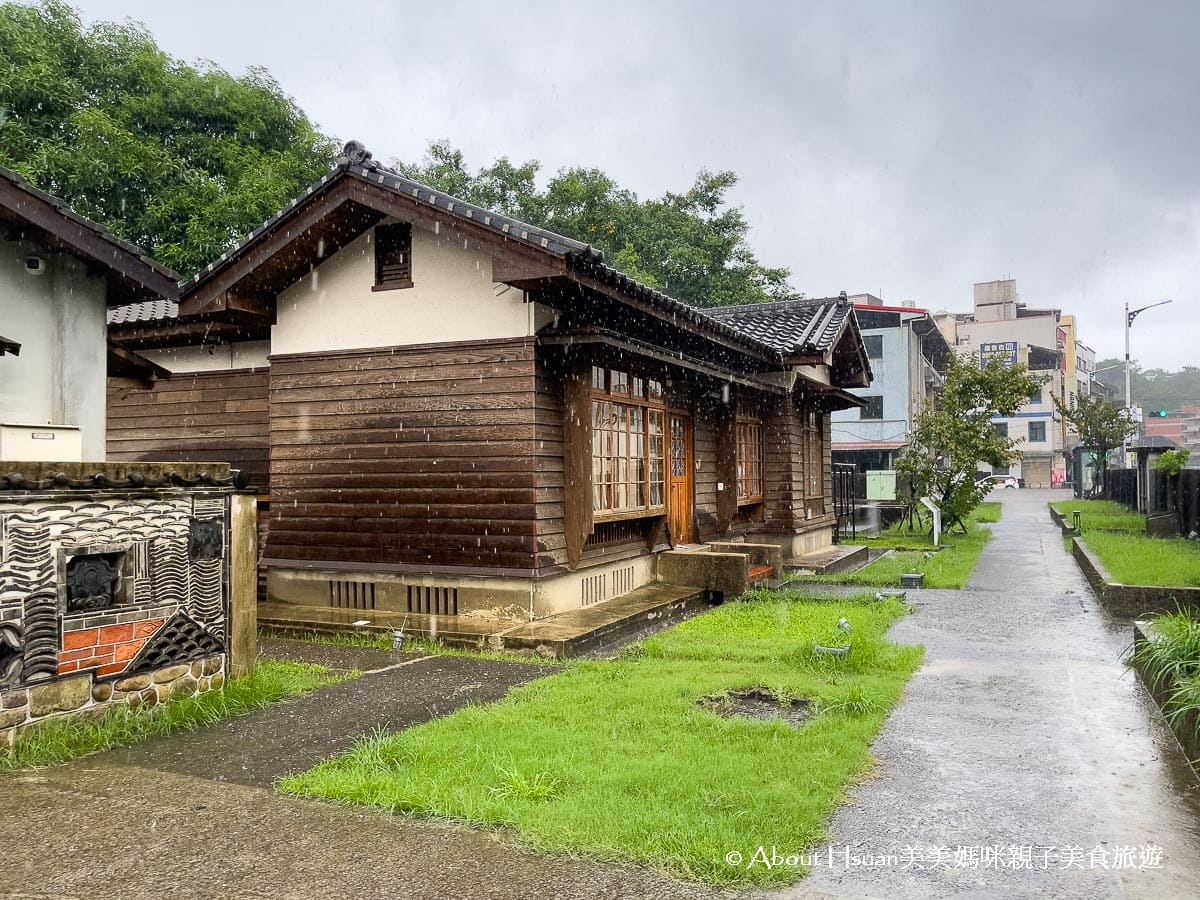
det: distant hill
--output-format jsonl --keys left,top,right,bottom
{"left": 1094, "top": 359, "right": 1200, "bottom": 413}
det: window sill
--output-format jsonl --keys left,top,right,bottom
{"left": 371, "top": 281, "right": 414, "bottom": 292}
{"left": 737, "top": 497, "right": 764, "bottom": 508}
{"left": 593, "top": 507, "right": 666, "bottom": 524}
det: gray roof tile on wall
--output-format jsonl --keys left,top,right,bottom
{"left": 708, "top": 297, "right": 854, "bottom": 355}
{"left": 106, "top": 299, "right": 179, "bottom": 325}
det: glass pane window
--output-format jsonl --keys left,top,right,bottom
{"left": 736, "top": 419, "right": 764, "bottom": 502}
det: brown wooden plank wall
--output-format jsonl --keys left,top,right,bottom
{"left": 694, "top": 412, "right": 721, "bottom": 540}
{"left": 265, "top": 338, "right": 548, "bottom": 572}
{"left": 533, "top": 357, "right": 570, "bottom": 572}
{"left": 763, "top": 393, "right": 806, "bottom": 532}
{"left": 106, "top": 369, "right": 270, "bottom": 489}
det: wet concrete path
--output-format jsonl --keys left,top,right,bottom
{"left": 1, "top": 640, "right": 736, "bottom": 899}
{"left": 791, "top": 489, "right": 1200, "bottom": 899}
{"left": 111, "top": 639, "right": 559, "bottom": 787}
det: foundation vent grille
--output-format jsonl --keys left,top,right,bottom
{"left": 613, "top": 565, "right": 634, "bottom": 597}
{"left": 407, "top": 585, "right": 458, "bottom": 616}
{"left": 581, "top": 573, "right": 605, "bottom": 606}
{"left": 329, "top": 580, "right": 376, "bottom": 610}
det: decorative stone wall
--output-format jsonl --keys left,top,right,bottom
{"left": 0, "top": 462, "right": 240, "bottom": 746}
{"left": 0, "top": 654, "right": 225, "bottom": 745}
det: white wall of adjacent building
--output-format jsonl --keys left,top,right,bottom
{"left": 0, "top": 239, "right": 107, "bottom": 460}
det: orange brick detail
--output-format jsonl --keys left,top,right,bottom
{"left": 113, "top": 638, "right": 148, "bottom": 663}
{"left": 57, "top": 661, "right": 79, "bottom": 674}
{"left": 62, "top": 628, "right": 99, "bottom": 651}
{"left": 98, "top": 624, "right": 133, "bottom": 644}
{"left": 132, "top": 618, "right": 165, "bottom": 639}
{"left": 96, "top": 662, "right": 127, "bottom": 676}
{"left": 59, "top": 648, "right": 97, "bottom": 663}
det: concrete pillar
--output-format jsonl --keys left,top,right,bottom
{"left": 228, "top": 493, "right": 258, "bottom": 677}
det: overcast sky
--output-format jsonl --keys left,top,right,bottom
{"left": 70, "top": 0, "right": 1199, "bottom": 370}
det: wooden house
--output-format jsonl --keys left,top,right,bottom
{"left": 107, "top": 141, "right": 870, "bottom": 622}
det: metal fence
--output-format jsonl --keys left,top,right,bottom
{"left": 1105, "top": 467, "right": 1200, "bottom": 536}
{"left": 832, "top": 463, "right": 857, "bottom": 542}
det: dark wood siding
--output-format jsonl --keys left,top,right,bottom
{"left": 534, "top": 356, "right": 570, "bottom": 572}
{"left": 760, "top": 393, "right": 835, "bottom": 534}
{"left": 106, "top": 369, "right": 270, "bottom": 489}
{"left": 264, "top": 338, "right": 546, "bottom": 573}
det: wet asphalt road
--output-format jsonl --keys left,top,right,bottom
{"left": 790, "top": 488, "right": 1200, "bottom": 899}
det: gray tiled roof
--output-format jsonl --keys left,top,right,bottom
{"left": 106, "top": 299, "right": 179, "bottom": 325}
{"left": 0, "top": 165, "right": 178, "bottom": 283}
{"left": 707, "top": 297, "right": 855, "bottom": 355}
{"left": 170, "top": 141, "right": 778, "bottom": 357}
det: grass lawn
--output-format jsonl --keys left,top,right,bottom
{"left": 1049, "top": 499, "right": 1144, "bottom": 533}
{"left": 280, "top": 592, "right": 922, "bottom": 887}
{"left": 790, "top": 502, "right": 1000, "bottom": 589}
{"left": 1, "top": 659, "right": 349, "bottom": 771}
{"left": 1050, "top": 499, "right": 1200, "bottom": 587}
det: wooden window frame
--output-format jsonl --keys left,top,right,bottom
{"left": 804, "top": 409, "right": 823, "bottom": 500}
{"left": 735, "top": 417, "right": 764, "bottom": 505}
{"left": 590, "top": 367, "right": 667, "bottom": 521}
{"left": 372, "top": 222, "right": 413, "bottom": 291}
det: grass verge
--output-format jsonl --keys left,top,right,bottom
{"left": 1, "top": 659, "right": 349, "bottom": 772}
{"left": 279, "top": 591, "right": 923, "bottom": 887}
{"left": 1127, "top": 609, "right": 1200, "bottom": 742}
{"left": 1082, "top": 533, "right": 1200, "bottom": 586}
{"left": 791, "top": 502, "right": 999, "bottom": 589}
{"left": 1049, "top": 499, "right": 1144, "bottom": 533}
{"left": 1051, "top": 499, "right": 1200, "bottom": 586}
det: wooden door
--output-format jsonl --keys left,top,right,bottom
{"left": 668, "top": 413, "right": 694, "bottom": 544}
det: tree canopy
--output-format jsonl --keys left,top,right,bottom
{"left": 897, "top": 354, "right": 1045, "bottom": 529}
{"left": 1055, "top": 393, "right": 1134, "bottom": 494}
{"left": 394, "top": 140, "right": 796, "bottom": 308}
{"left": 1093, "top": 359, "right": 1200, "bottom": 415}
{"left": 0, "top": 0, "right": 335, "bottom": 275}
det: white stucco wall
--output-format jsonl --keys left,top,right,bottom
{"left": 270, "top": 224, "right": 545, "bottom": 355}
{"left": 0, "top": 241, "right": 107, "bottom": 460}
{"left": 140, "top": 341, "right": 270, "bottom": 374}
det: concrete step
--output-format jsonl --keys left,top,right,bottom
{"left": 494, "top": 583, "right": 709, "bottom": 658}
{"left": 257, "top": 582, "right": 710, "bottom": 659}
{"left": 257, "top": 602, "right": 512, "bottom": 650}
{"left": 786, "top": 544, "right": 869, "bottom": 575}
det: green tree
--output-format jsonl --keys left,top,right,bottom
{"left": 395, "top": 140, "right": 795, "bottom": 308}
{"left": 897, "top": 354, "right": 1046, "bottom": 531}
{"left": 1055, "top": 393, "right": 1135, "bottom": 496}
{"left": 0, "top": 0, "right": 335, "bottom": 274}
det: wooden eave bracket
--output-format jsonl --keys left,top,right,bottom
{"left": 107, "top": 345, "right": 172, "bottom": 383}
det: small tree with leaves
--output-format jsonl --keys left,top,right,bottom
{"left": 897, "top": 354, "right": 1045, "bottom": 532}
{"left": 1054, "top": 394, "right": 1136, "bottom": 497}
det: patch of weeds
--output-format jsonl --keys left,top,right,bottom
{"left": 490, "top": 766, "right": 560, "bottom": 803}
{"left": 1, "top": 659, "right": 349, "bottom": 771}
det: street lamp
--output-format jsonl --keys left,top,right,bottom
{"left": 1124, "top": 299, "right": 1172, "bottom": 464}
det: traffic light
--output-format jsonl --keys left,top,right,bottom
{"left": 1151, "top": 409, "right": 1170, "bottom": 418}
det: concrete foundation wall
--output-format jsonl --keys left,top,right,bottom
{"left": 267, "top": 551, "right": 658, "bottom": 620}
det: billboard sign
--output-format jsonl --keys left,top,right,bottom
{"left": 979, "top": 341, "right": 1019, "bottom": 367}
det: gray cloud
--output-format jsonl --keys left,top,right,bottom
{"left": 74, "top": 0, "right": 1200, "bottom": 368}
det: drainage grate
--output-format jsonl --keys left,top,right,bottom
{"left": 329, "top": 580, "right": 376, "bottom": 610}
{"left": 407, "top": 585, "right": 458, "bottom": 616}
